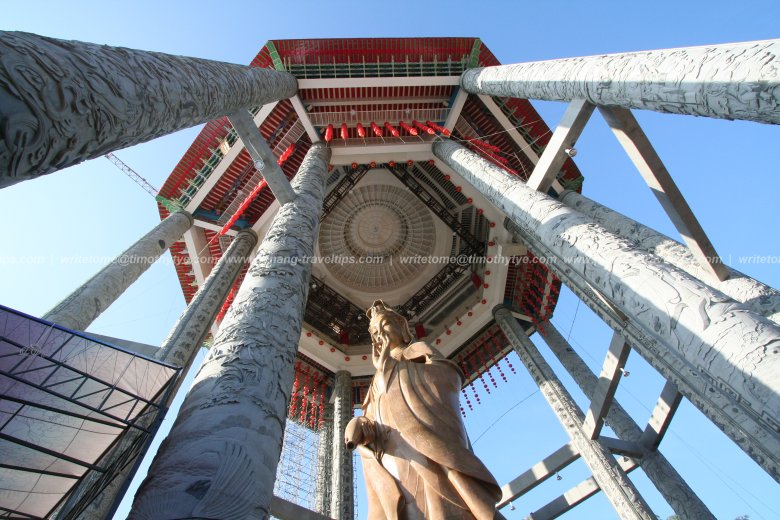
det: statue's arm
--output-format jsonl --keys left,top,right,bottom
{"left": 345, "top": 416, "right": 377, "bottom": 450}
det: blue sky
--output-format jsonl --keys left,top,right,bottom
{"left": 1, "top": 2, "right": 779, "bottom": 519}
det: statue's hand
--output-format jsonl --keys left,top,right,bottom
{"left": 345, "top": 416, "right": 376, "bottom": 450}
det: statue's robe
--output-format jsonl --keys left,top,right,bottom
{"left": 358, "top": 341, "right": 501, "bottom": 520}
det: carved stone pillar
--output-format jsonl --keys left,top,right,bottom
{"left": 64, "top": 229, "right": 258, "bottom": 520}
{"left": 314, "top": 402, "right": 334, "bottom": 516}
{"left": 156, "top": 229, "right": 258, "bottom": 370}
{"left": 539, "top": 322, "right": 715, "bottom": 519}
{"left": 433, "top": 138, "right": 780, "bottom": 482}
{"left": 494, "top": 306, "right": 655, "bottom": 520}
{"left": 43, "top": 210, "right": 193, "bottom": 331}
{"left": 0, "top": 31, "right": 298, "bottom": 187}
{"left": 559, "top": 189, "right": 780, "bottom": 324}
{"left": 461, "top": 40, "right": 780, "bottom": 124}
{"left": 330, "top": 370, "right": 354, "bottom": 520}
{"left": 128, "top": 143, "right": 330, "bottom": 520}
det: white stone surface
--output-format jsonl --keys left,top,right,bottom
{"left": 0, "top": 31, "right": 298, "bottom": 187}
{"left": 434, "top": 139, "right": 780, "bottom": 482}
{"left": 129, "top": 144, "right": 330, "bottom": 520}
{"left": 44, "top": 211, "right": 193, "bottom": 331}
{"left": 462, "top": 40, "right": 780, "bottom": 124}
{"left": 561, "top": 189, "right": 780, "bottom": 324}
{"left": 495, "top": 307, "right": 656, "bottom": 520}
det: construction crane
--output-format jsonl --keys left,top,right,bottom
{"left": 104, "top": 153, "right": 184, "bottom": 213}
{"left": 105, "top": 152, "right": 159, "bottom": 197}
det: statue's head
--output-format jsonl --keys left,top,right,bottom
{"left": 366, "top": 300, "right": 412, "bottom": 364}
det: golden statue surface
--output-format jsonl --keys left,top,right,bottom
{"left": 345, "top": 300, "right": 502, "bottom": 520}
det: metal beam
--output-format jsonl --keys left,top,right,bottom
{"left": 185, "top": 102, "right": 278, "bottom": 212}
{"left": 182, "top": 227, "right": 213, "bottom": 284}
{"left": 192, "top": 218, "right": 237, "bottom": 236}
{"left": 298, "top": 76, "right": 460, "bottom": 89}
{"left": 640, "top": 381, "right": 683, "bottom": 450}
{"left": 599, "top": 437, "right": 644, "bottom": 458}
{"left": 498, "top": 442, "right": 580, "bottom": 508}
{"left": 477, "top": 94, "right": 540, "bottom": 163}
{"left": 290, "top": 94, "right": 321, "bottom": 143}
{"left": 444, "top": 88, "right": 468, "bottom": 131}
{"left": 582, "top": 332, "right": 631, "bottom": 439}
{"left": 494, "top": 307, "right": 655, "bottom": 520}
{"left": 228, "top": 109, "right": 297, "bottom": 204}
{"left": 599, "top": 106, "right": 728, "bottom": 282}
{"left": 531, "top": 457, "right": 640, "bottom": 520}
{"left": 526, "top": 99, "right": 594, "bottom": 193}
{"left": 271, "top": 496, "right": 332, "bottom": 520}
{"left": 536, "top": 322, "right": 716, "bottom": 519}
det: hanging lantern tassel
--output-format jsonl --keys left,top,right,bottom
{"left": 300, "top": 367, "right": 310, "bottom": 424}
{"left": 290, "top": 365, "right": 301, "bottom": 418}
{"left": 309, "top": 373, "right": 319, "bottom": 428}
{"left": 317, "top": 377, "right": 326, "bottom": 430}
{"left": 461, "top": 388, "right": 473, "bottom": 412}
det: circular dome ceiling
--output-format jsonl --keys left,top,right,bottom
{"left": 319, "top": 184, "right": 436, "bottom": 292}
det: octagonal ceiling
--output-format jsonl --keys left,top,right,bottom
{"left": 156, "top": 38, "right": 584, "bottom": 378}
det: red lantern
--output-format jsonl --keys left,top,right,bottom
{"left": 324, "top": 124, "right": 334, "bottom": 142}
{"left": 425, "top": 120, "right": 451, "bottom": 136}
{"left": 398, "top": 121, "right": 418, "bottom": 136}
{"left": 340, "top": 123, "right": 349, "bottom": 140}
{"left": 356, "top": 122, "right": 366, "bottom": 138}
{"left": 384, "top": 122, "right": 400, "bottom": 137}
{"left": 371, "top": 122, "right": 383, "bottom": 137}
{"left": 414, "top": 120, "right": 436, "bottom": 135}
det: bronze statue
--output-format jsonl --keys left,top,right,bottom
{"left": 345, "top": 300, "right": 502, "bottom": 519}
